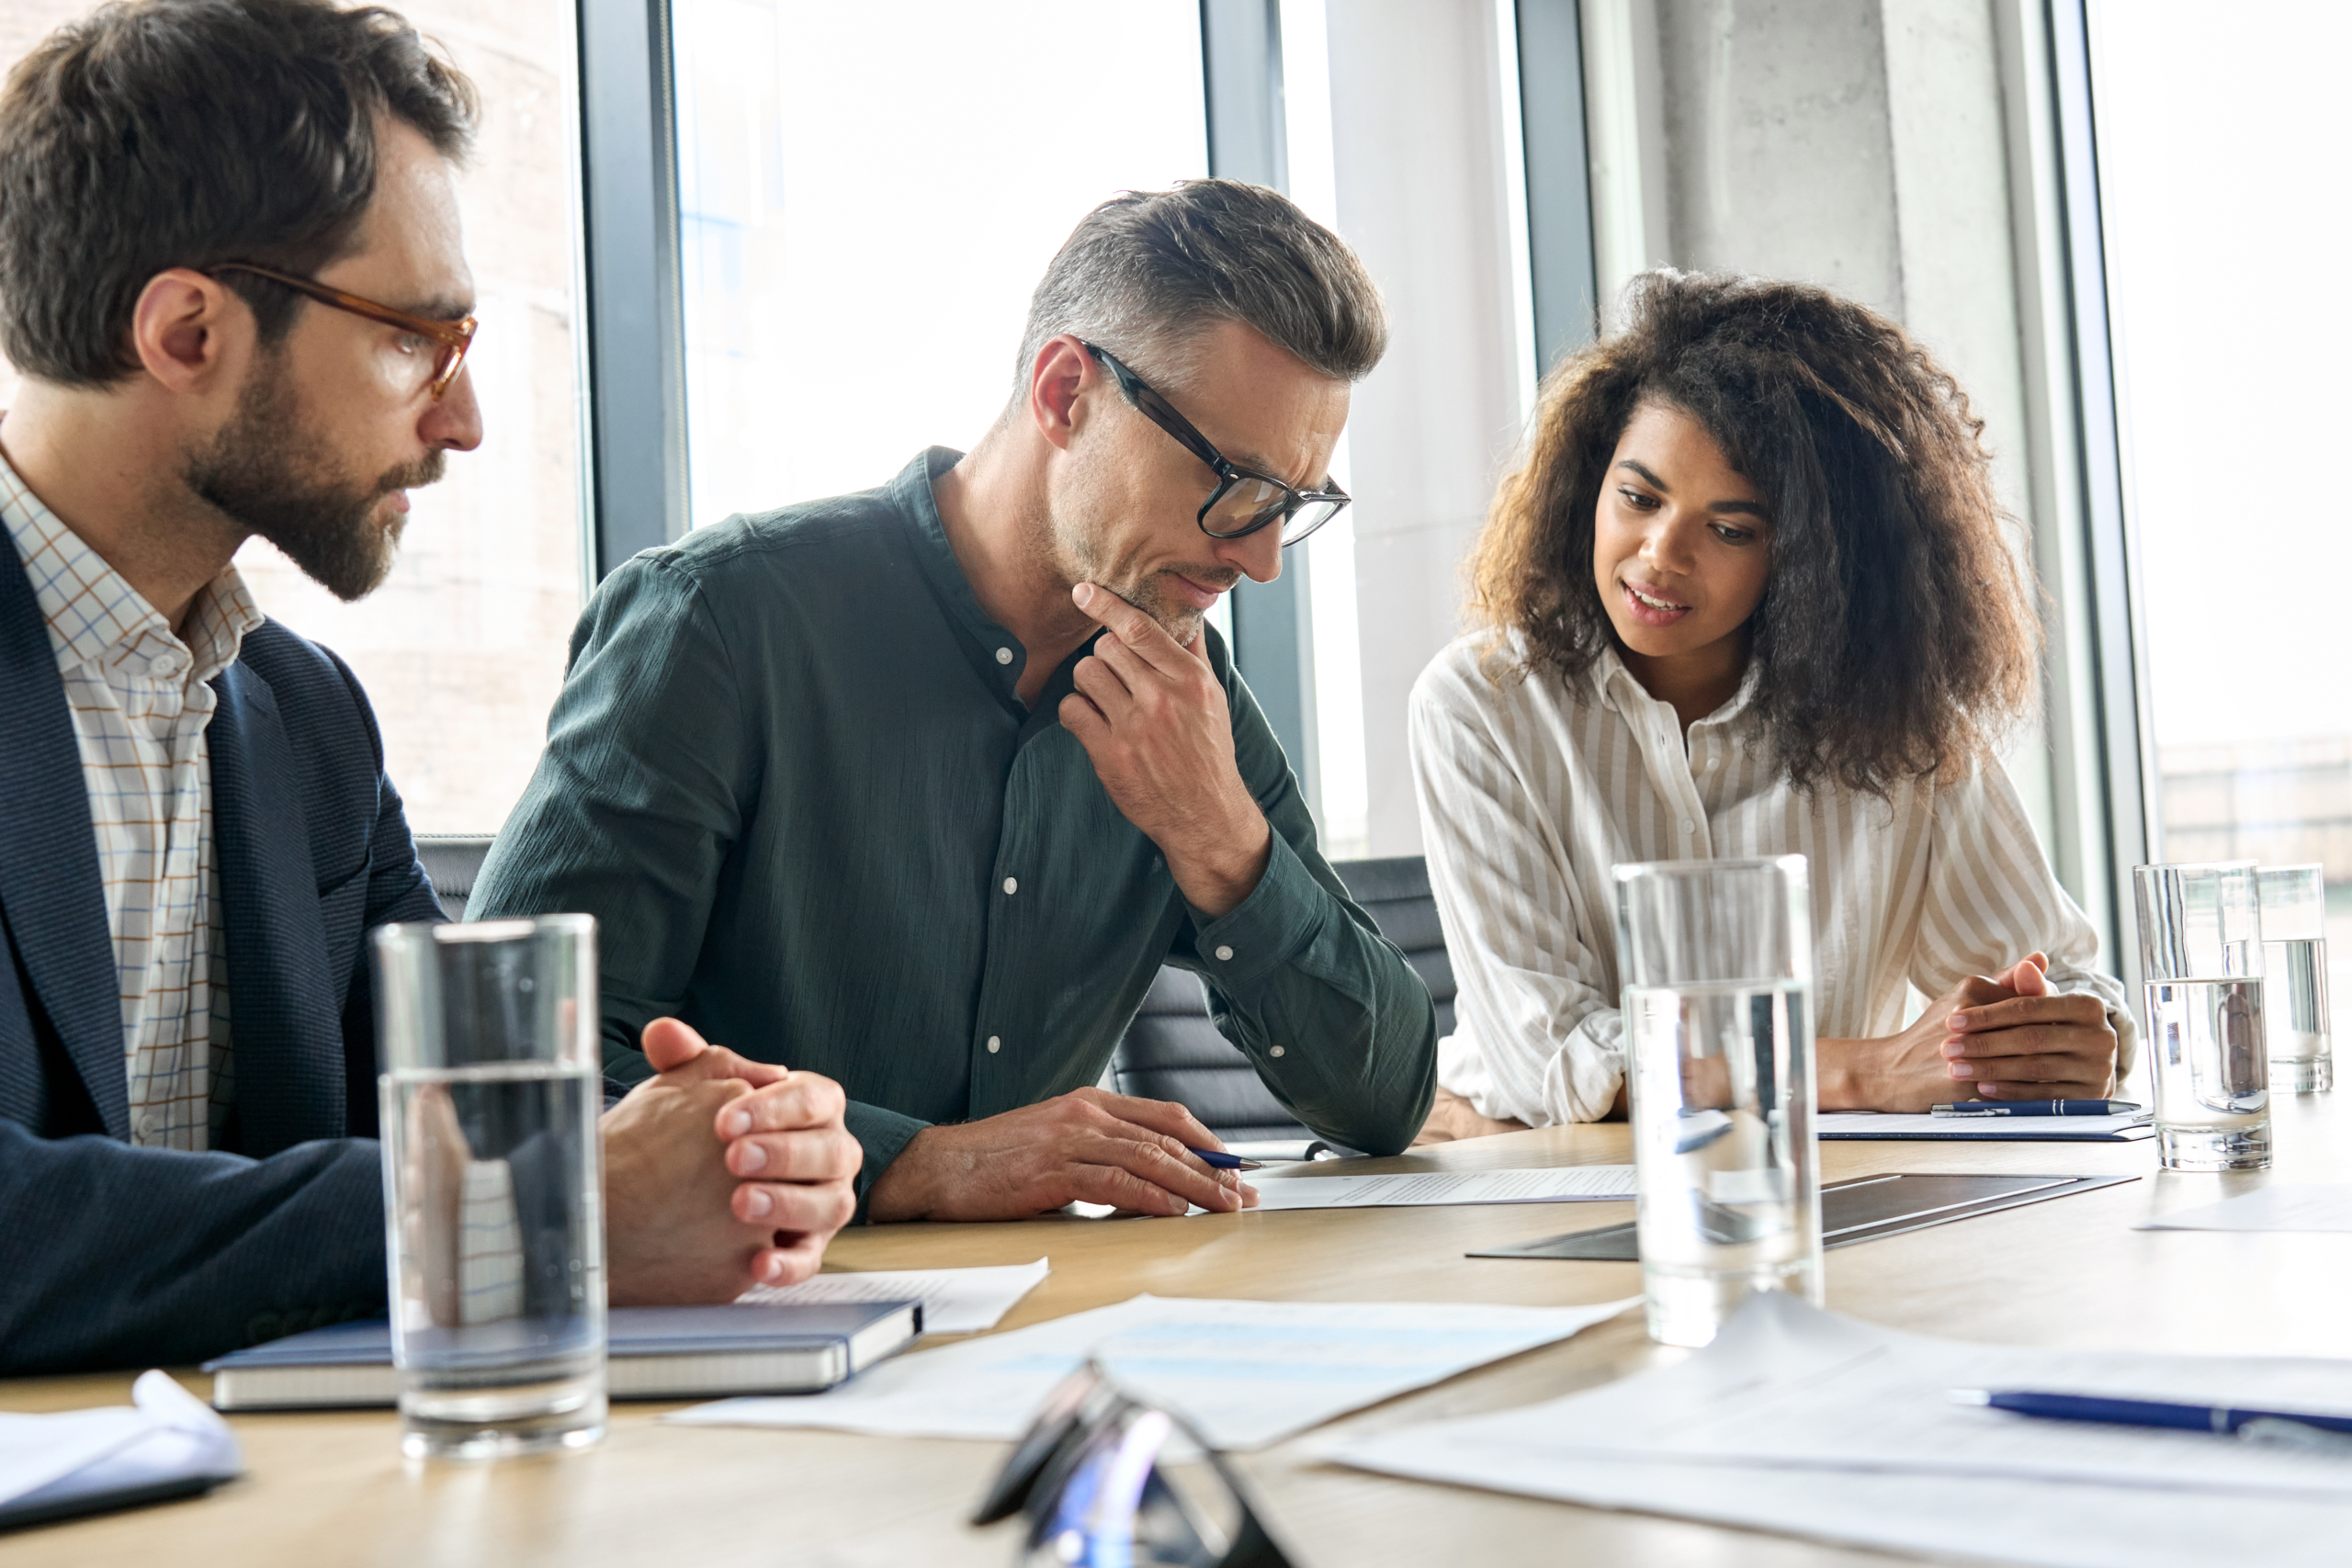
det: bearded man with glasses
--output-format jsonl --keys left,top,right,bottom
{"left": 0, "top": 0, "right": 859, "bottom": 1377}
{"left": 477, "top": 181, "right": 1438, "bottom": 1224}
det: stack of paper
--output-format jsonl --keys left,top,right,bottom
{"left": 1228, "top": 1166, "right": 1637, "bottom": 1212}
{"left": 2136, "top": 1185, "right": 2352, "bottom": 1233}
{"left": 0, "top": 1371, "right": 241, "bottom": 1529}
{"left": 1329, "top": 1292, "right": 2352, "bottom": 1568}
{"left": 739, "top": 1258, "right": 1049, "bottom": 1334}
{"left": 671, "top": 1293, "right": 1636, "bottom": 1450}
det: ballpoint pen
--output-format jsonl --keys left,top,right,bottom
{"left": 1187, "top": 1147, "right": 1264, "bottom": 1172}
{"left": 1951, "top": 1388, "right": 2352, "bottom": 1441}
{"left": 1928, "top": 1100, "right": 2142, "bottom": 1117}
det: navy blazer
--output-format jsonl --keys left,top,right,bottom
{"left": 0, "top": 542, "right": 442, "bottom": 1374}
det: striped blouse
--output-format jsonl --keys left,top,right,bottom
{"left": 1408, "top": 631, "right": 2136, "bottom": 1126}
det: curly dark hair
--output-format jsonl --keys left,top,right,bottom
{"left": 1467, "top": 269, "right": 2041, "bottom": 795}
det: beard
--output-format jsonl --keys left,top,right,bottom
{"left": 185, "top": 365, "right": 443, "bottom": 603}
{"left": 1040, "top": 458, "right": 1238, "bottom": 645}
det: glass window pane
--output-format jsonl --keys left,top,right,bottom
{"left": 2089, "top": 3, "right": 2352, "bottom": 952}
{"left": 671, "top": 0, "right": 1209, "bottom": 526}
{"left": 0, "top": 2, "right": 588, "bottom": 840}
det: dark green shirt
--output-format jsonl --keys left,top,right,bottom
{"left": 474, "top": 449, "right": 1437, "bottom": 1206}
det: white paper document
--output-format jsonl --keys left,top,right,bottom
{"left": 0, "top": 1371, "right": 241, "bottom": 1519}
{"left": 738, "top": 1258, "right": 1049, "bottom": 1335}
{"left": 1237, "top": 1166, "right": 1637, "bottom": 1211}
{"left": 670, "top": 1293, "right": 1636, "bottom": 1450}
{"left": 1329, "top": 1292, "right": 2352, "bottom": 1568}
{"left": 1817, "top": 1109, "right": 2154, "bottom": 1139}
{"left": 2136, "top": 1184, "right": 2352, "bottom": 1233}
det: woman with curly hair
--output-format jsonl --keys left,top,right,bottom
{"left": 1409, "top": 270, "right": 2134, "bottom": 1137}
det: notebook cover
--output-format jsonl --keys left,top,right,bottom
{"left": 204, "top": 1300, "right": 921, "bottom": 1409}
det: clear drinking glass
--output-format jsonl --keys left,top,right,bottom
{"left": 2133, "top": 863, "right": 2272, "bottom": 1170}
{"left": 373, "top": 915, "right": 606, "bottom": 1458}
{"left": 1615, "top": 856, "right": 1822, "bottom": 1348}
{"left": 2257, "top": 863, "right": 2332, "bottom": 1094}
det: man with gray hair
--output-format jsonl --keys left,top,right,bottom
{"left": 475, "top": 180, "right": 1437, "bottom": 1222}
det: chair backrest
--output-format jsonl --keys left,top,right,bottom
{"left": 413, "top": 834, "right": 495, "bottom": 922}
{"left": 1108, "top": 854, "right": 1453, "bottom": 1145}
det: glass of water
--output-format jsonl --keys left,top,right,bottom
{"left": 2257, "top": 863, "right": 2332, "bottom": 1094}
{"left": 374, "top": 915, "right": 606, "bottom": 1459}
{"left": 1615, "top": 855, "right": 1821, "bottom": 1348}
{"left": 2133, "top": 862, "right": 2271, "bottom": 1170}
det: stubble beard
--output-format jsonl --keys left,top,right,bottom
{"left": 1040, "top": 465, "right": 1229, "bottom": 647}
{"left": 185, "top": 358, "right": 444, "bottom": 603}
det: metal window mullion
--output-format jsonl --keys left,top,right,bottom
{"left": 2046, "top": 0, "right": 2152, "bottom": 965}
{"left": 576, "top": 0, "right": 692, "bottom": 580}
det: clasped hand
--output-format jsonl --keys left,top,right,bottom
{"left": 1828, "top": 953, "right": 2120, "bottom": 1111}
{"left": 601, "top": 1017, "right": 860, "bottom": 1304}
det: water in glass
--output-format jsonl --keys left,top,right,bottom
{"left": 381, "top": 1059, "right": 605, "bottom": 1458}
{"left": 1625, "top": 978, "right": 1822, "bottom": 1348}
{"left": 2263, "top": 937, "right": 2332, "bottom": 1093}
{"left": 2144, "top": 977, "right": 2271, "bottom": 1169}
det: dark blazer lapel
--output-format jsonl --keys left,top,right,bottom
{"left": 0, "top": 546, "right": 129, "bottom": 1137}
{"left": 209, "top": 659, "right": 343, "bottom": 1156}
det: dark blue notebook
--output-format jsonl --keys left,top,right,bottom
{"left": 204, "top": 1300, "right": 922, "bottom": 1410}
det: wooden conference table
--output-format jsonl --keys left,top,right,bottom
{"left": 13, "top": 1091, "right": 2352, "bottom": 1568}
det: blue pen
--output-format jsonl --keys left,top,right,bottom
{"left": 1928, "top": 1100, "right": 2142, "bottom": 1117}
{"left": 1952, "top": 1388, "right": 2352, "bottom": 1438}
{"left": 1187, "top": 1146, "right": 1263, "bottom": 1172}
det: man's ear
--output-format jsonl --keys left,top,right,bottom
{"left": 1028, "top": 334, "right": 1091, "bottom": 454}
{"left": 128, "top": 267, "right": 250, "bottom": 396}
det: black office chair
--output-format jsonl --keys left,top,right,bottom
{"left": 1108, "top": 855, "right": 1454, "bottom": 1148}
{"left": 413, "top": 834, "right": 494, "bottom": 921}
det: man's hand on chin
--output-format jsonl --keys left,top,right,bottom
{"left": 599, "top": 1018, "right": 860, "bottom": 1306}
{"left": 1058, "top": 581, "right": 1271, "bottom": 919}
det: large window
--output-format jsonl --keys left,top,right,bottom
{"left": 0, "top": 1, "right": 588, "bottom": 840}
{"left": 670, "top": 0, "right": 1210, "bottom": 525}
{"left": 2088, "top": 2, "right": 2352, "bottom": 968}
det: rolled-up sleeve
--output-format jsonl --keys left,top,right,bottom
{"left": 1166, "top": 667, "right": 1438, "bottom": 1156}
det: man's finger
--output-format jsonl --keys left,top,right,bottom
{"left": 1947, "top": 1052, "right": 2087, "bottom": 1086}
{"left": 641, "top": 1017, "right": 794, "bottom": 1087}
{"left": 1079, "top": 1088, "right": 1221, "bottom": 1149}
{"left": 717, "top": 1073, "right": 847, "bottom": 1139}
{"left": 1973, "top": 1077, "right": 2113, "bottom": 1100}
{"left": 1073, "top": 582, "right": 1188, "bottom": 674}
{"left": 1058, "top": 691, "right": 1112, "bottom": 744}
{"left": 728, "top": 1126, "right": 863, "bottom": 1181}
{"left": 749, "top": 1231, "right": 831, "bottom": 1288}
{"left": 733, "top": 1178, "right": 856, "bottom": 1234}
{"left": 1081, "top": 1133, "right": 1240, "bottom": 1213}
{"left": 1949, "top": 994, "right": 2108, "bottom": 1033}
{"left": 1071, "top": 649, "right": 1138, "bottom": 713}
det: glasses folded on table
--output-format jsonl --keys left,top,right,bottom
{"left": 972, "top": 1358, "right": 1295, "bottom": 1568}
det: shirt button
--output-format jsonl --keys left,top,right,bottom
{"left": 1680, "top": 819, "right": 1696, "bottom": 834}
{"left": 995, "top": 647, "right": 1013, "bottom": 665}
{"left": 987, "top": 1035, "right": 1001, "bottom": 1054}
{"left": 1270, "top": 1045, "right": 1286, "bottom": 1058}
{"left": 1002, "top": 876, "right": 1018, "bottom": 896}
{"left": 1214, "top": 945, "right": 1234, "bottom": 962}
{"left": 150, "top": 653, "right": 182, "bottom": 677}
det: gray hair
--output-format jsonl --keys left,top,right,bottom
{"left": 1012, "top": 178, "right": 1386, "bottom": 398}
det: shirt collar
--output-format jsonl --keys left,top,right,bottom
{"left": 0, "top": 444, "right": 262, "bottom": 682}
{"left": 1588, "top": 641, "right": 1763, "bottom": 728}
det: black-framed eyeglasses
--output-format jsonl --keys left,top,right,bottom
{"left": 973, "top": 1358, "right": 1295, "bottom": 1568}
{"left": 1081, "top": 342, "right": 1350, "bottom": 548}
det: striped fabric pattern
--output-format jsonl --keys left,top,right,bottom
{"left": 1, "top": 456, "right": 261, "bottom": 1150}
{"left": 1408, "top": 631, "right": 2136, "bottom": 1126}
